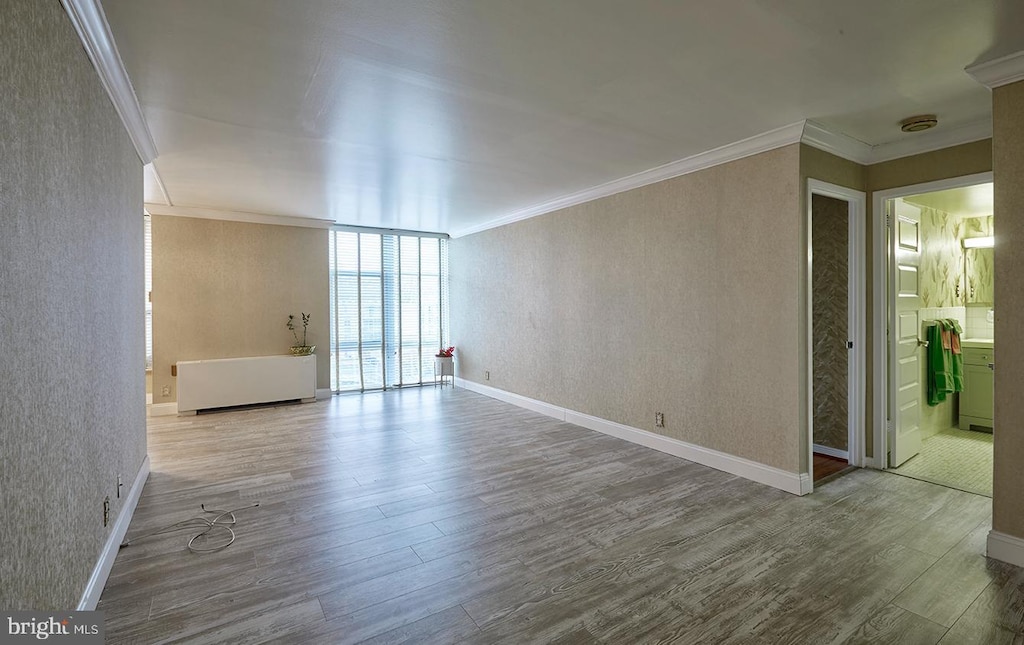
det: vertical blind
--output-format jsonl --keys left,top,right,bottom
{"left": 144, "top": 213, "right": 153, "bottom": 370}
{"left": 329, "top": 229, "right": 449, "bottom": 392}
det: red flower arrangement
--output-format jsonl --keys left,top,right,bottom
{"left": 436, "top": 346, "right": 455, "bottom": 358}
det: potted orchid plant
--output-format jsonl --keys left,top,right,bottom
{"left": 287, "top": 313, "right": 315, "bottom": 356}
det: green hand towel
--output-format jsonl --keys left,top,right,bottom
{"left": 927, "top": 322, "right": 951, "bottom": 406}
{"left": 945, "top": 318, "right": 964, "bottom": 391}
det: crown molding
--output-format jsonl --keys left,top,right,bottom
{"left": 144, "top": 163, "right": 172, "bottom": 206}
{"left": 450, "top": 121, "right": 805, "bottom": 238}
{"left": 60, "top": 0, "right": 158, "bottom": 164}
{"left": 966, "top": 50, "right": 1024, "bottom": 89}
{"left": 867, "top": 118, "right": 992, "bottom": 164}
{"left": 800, "top": 118, "right": 991, "bottom": 166}
{"left": 800, "top": 121, "right": 874, "bottom": 164}
{"left": 144, "top": 204, "right": 335, "bottom": 229}
{"left": 452, "top": 114, "right": 994, "bottom": 239}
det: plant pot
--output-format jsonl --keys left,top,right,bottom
{"left": 290, "top": 345, "right": 315, "bottom": 356}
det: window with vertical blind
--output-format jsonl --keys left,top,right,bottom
{"left": 144, "top": 213, "right": 153, "bottom": 370}
{"left": 329, "top": 229, "right": 449, "bottom": 392}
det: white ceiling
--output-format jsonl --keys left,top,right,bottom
{"left": 102, "top": 0, "right": 1024, "bottom": 234}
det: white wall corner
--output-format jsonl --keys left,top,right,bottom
{"left": 147, "top": 402, "right": 178, "bottom": 417}
{"left": 801, "top": 120, "right": 874, "bottom": 164}
{"left": 315, "top": 388, "right": 333, "bottom": 401}
{"left": 78, "top": 455, "right": 150, "bottom": 610}
{"left": 966, "top": 51, "right": 1024, "bottom": 89}
{"left": 799, "top": 473, "right": 814, "bottom": 495}
{"left": 457, "top": 378, "right": 807, "bottom": 496}
{"left": 145, "top": 163, "right": 172, "bottom": 206}
{"left": 59, "top": 0, "right": 158, "bottom": 164}
{"left": 986, "top": 530, "right": 1024, "bottom": 568}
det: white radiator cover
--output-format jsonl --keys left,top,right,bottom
{"left": 176, "top": 354, "right": 316, "bottom": 413}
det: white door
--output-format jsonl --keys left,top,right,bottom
{"left": 889, "top": 199, "right": 923, "bottom": 467}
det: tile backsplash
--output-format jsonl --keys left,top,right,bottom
{"left": 966, "top": 304, "right": 994, "bottom": 339}
{"left": 919, "top": 306, "right": 966, "bottom": 334}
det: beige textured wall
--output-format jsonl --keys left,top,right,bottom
{"left": 152, "top": 216, "right": 330, "bottom": 402}
{"left": 0, "top": 1, "right": 146, "bottom": 609}
{"left": 800, "top": 144, "right": 867, "bottom": 191}
{"left": 867, "top": 139, "right": 992, "bottom": 192}
{"left": 451, "top": 145, "right": 803, "bottom": 472}
{"left": 992, "top": 80, "right": 1024, "bottom": 539}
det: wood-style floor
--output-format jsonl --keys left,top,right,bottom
{"left": 813, "top": 452, "right": 852, "bottom": 482}
{"left": 99, "top": 387, "right": 1014, "bottom": 644}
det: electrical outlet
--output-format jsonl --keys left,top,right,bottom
{"left": 117, "top": 474, "right": 123, "bottom": 499}
{"left": 162, "top": 385, "right": 171, "bottom": 397}
{"left": 103, "top": 496, "right": 110, "bottom": 527}
{"left": 655, "top": 412, "right": 665, "bottom": 428}
{"left": 485, "top": 370, "right": 490, "bottom": 381}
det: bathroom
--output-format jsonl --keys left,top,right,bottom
{"left": 890, "top": 182, "right": 994, "bottom": 496}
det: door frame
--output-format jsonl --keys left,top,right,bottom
{"left": 806, "top": 180, "right": 867, "bottom": 488}
{"left": 871, "top": 171, "right": 993, "bottom": 470}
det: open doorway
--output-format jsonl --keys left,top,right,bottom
{"left": 875, "top": 175, "right": 994, "bottom": 497}
{"left": 807, "top": 180, "right": 866, "bottom": 488}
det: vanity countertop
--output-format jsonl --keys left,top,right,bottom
{"left": 961, "top": 338, "right": 994, "bottom": 349}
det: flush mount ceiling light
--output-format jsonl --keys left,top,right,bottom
{"left": 900, "top": 114, "right": 939, "bottom": 133}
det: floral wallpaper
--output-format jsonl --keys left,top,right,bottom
{"left": 918, "top": 210, "right": 995, "bottom": 308}
{"left": 918, "top": 206, "right": 963, "bottom": 308}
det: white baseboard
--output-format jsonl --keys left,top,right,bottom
{"left": 77, "top": 455, "right": 150, "bottom": 610}
{"left": 813, "top": 444, "right": 850, "bottom": 461}
{"left": 456, "top": 378, "right": 567, "bottom": 421}
{"left": 316, "top": 388, "right": 333, "bottom": 401}
{"left": 147, "top": 402, "right": 178, "bottom": 417}
{"left": 456, "top": 378, "right": 808, "bottom": 496}
{"left": 987, "top": 530, "right": 1024, "bottom": 568}
{"left": 799, "top": 473, "right": 814, "bottom": 495}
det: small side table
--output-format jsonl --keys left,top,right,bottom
{"left": 434, "top": 356, "right": 454, "bottom": 388}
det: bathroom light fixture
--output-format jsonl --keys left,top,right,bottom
{"left": 900, "top": 115, "right": 938, "bottom": 133}
{"left": 963, "top": 236, "right": 994, "bottom": 249}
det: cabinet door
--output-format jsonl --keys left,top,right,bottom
{"left": 961, "top": 363, "right": 994, "bottom": 420}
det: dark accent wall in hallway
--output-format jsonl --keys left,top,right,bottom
{"left": 811, "top": 194, "right": 849, "bottom": 451}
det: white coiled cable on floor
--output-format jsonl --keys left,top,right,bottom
{"left": 120, "top": 502, "right": 260, "bottom": 553}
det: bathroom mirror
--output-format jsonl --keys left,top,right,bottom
{"left": 963, "top": 246, "right": 993, "bottom": 305}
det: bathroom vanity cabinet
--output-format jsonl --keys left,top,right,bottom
{"left": 960, "top": 342, "right": 994, "bottom": 431}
